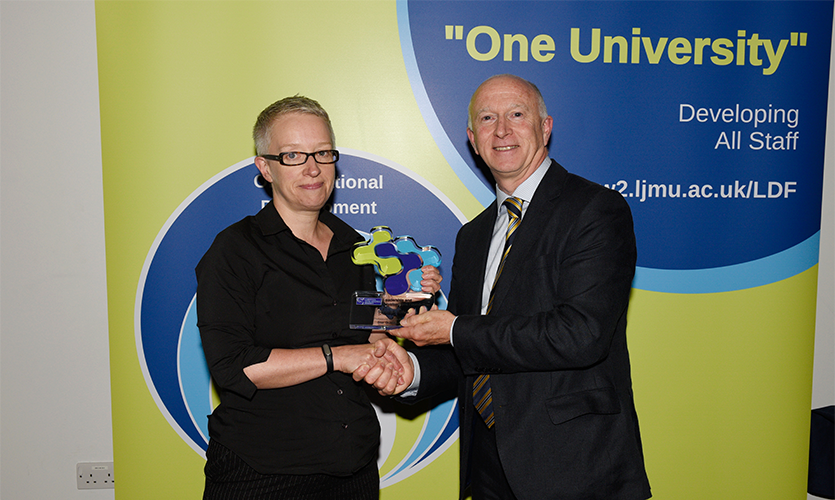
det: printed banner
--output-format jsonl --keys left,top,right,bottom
{"left": 97, "top": 1, "right": 831, "bottom": 498}
{"left": 404, "top": 1, "right": 829, "bottom": 277}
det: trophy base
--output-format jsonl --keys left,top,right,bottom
{"left": 349, "top": 291, "right": 435, "bottom": 330}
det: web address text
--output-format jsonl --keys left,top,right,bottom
{"left": 604, "top": 179, "right": 797, "bottom": 202}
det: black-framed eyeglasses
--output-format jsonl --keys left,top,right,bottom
{"left": 260, "top": 150, "right": 339, "bottom": 166}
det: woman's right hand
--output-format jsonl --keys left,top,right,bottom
{"left": 348, "top": 338, "right": 414, "bottom": 395}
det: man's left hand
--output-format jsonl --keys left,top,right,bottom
{"left": 419, "top": 265, "right": 442, "bottom": 295}
{"left": 393, "top": 309, "right": 455, "bottom": 346}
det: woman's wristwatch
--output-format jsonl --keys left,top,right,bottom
{"left": 321, "top": 344, "right": 334, "bottom": 374}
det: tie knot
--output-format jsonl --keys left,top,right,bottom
{"left": 503, "top": 197, "right": 523, "bottom": 220}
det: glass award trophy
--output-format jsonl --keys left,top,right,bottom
{"left": 350, "top": 226, "right": 441, "bottom": 330}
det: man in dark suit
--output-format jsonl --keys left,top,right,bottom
{"left": 386, "top": 74, "right": 651, "bottom": 500}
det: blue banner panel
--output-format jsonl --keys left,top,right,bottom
{"left": 402, "top": 0, "right": 832, "bottom": 274}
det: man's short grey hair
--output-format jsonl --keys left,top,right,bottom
{"left": 253, "top": 95, "right": 336, "bottom": 155}
{"left": 467, "top": 74, "right": 548, "bottom": 130}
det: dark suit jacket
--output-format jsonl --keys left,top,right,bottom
{"left": 406, "top": 162, "right": 651, "bottom": 500}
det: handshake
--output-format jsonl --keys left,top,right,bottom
{"left": 331, "top": 338, "right": 414, "bottom": 397}
{"left": 332, "top": 304, "right": 456, "bottom": 396}
{"left": 328, "top": 265, "right": 453, "bottom": 396}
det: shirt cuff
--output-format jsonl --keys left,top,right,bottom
{"left": 399, "top": 351, "right": 422, "bottom": 397}
{"left": 449, "top": 316, "right": 458, "bottom": 347}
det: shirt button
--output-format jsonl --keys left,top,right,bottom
{"left": 331, "top": 332, "right": 338, "bottom": 338}
{"left": 332, "top": 300, "right": 338, "bottom": 306}
{"left": 337, "top": 389, "right": 343, "bottom": 395}
{"left": 342, "top": 423, "right": 348, "bottom": 429}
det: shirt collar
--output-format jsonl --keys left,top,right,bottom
{"left": 496, "top": 158, "right": 552, "bottom": 209}
{"left": 255, "top": 201, "right": 290, "bottom": 236}
{"left": 255, "top": 201, "right": 362, "bottom": 253}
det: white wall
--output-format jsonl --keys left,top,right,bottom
{"left": 0, "top": 2, "right": 831, "bottom": 499}
{"left": 1, "top": 2, "right": 114, "bottom": 499}
{"left": 808, "top": 18, "right": 835, "bottom": 500}
{"left": 813, "top": 14, "right": 835, "bottom": 411}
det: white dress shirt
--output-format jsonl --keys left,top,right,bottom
{"left": 402, "top": 159, "right": 552, "bottom": 395}
{"left": 479, "top": 159, "right": 552, "bottom": 315}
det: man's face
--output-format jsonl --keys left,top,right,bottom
{"left": 467, "top": 76, "right": 553, "bottom": 193}
{"left": 255, "top": 112, "right": 336, "bottom": 215}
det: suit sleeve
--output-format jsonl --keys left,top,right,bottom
{"left": 451, "top": 187, "right": 637, "bottom": 375}
{"left": 397, "top": 344, "right": 461, "bottom": 403}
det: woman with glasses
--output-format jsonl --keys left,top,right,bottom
{"left": 196, "top": 95, "right": 440, "bottom": 499}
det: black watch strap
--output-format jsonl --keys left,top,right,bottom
{"left": 322, "top": 344, "right": 334, "bottom": 374}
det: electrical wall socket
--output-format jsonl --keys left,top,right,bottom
{"left": 76, "top": 462, "right": 114, "bottom": 489}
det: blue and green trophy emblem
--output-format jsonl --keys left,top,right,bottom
{"left": 350, "top": 226, "right": 441, "bottom": 330}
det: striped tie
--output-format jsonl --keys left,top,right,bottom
{"left": 473, "top": 196, "right": 523, "bottom": 429}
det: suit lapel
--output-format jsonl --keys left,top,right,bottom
{"left": 472, "top": 204, "right": 495, "bottom": 298}
{"left": 489, "top": 162, "right": 567, "bottom": 311}
{"left": 454, "top": 201, "right": 496, "bottom": 316}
